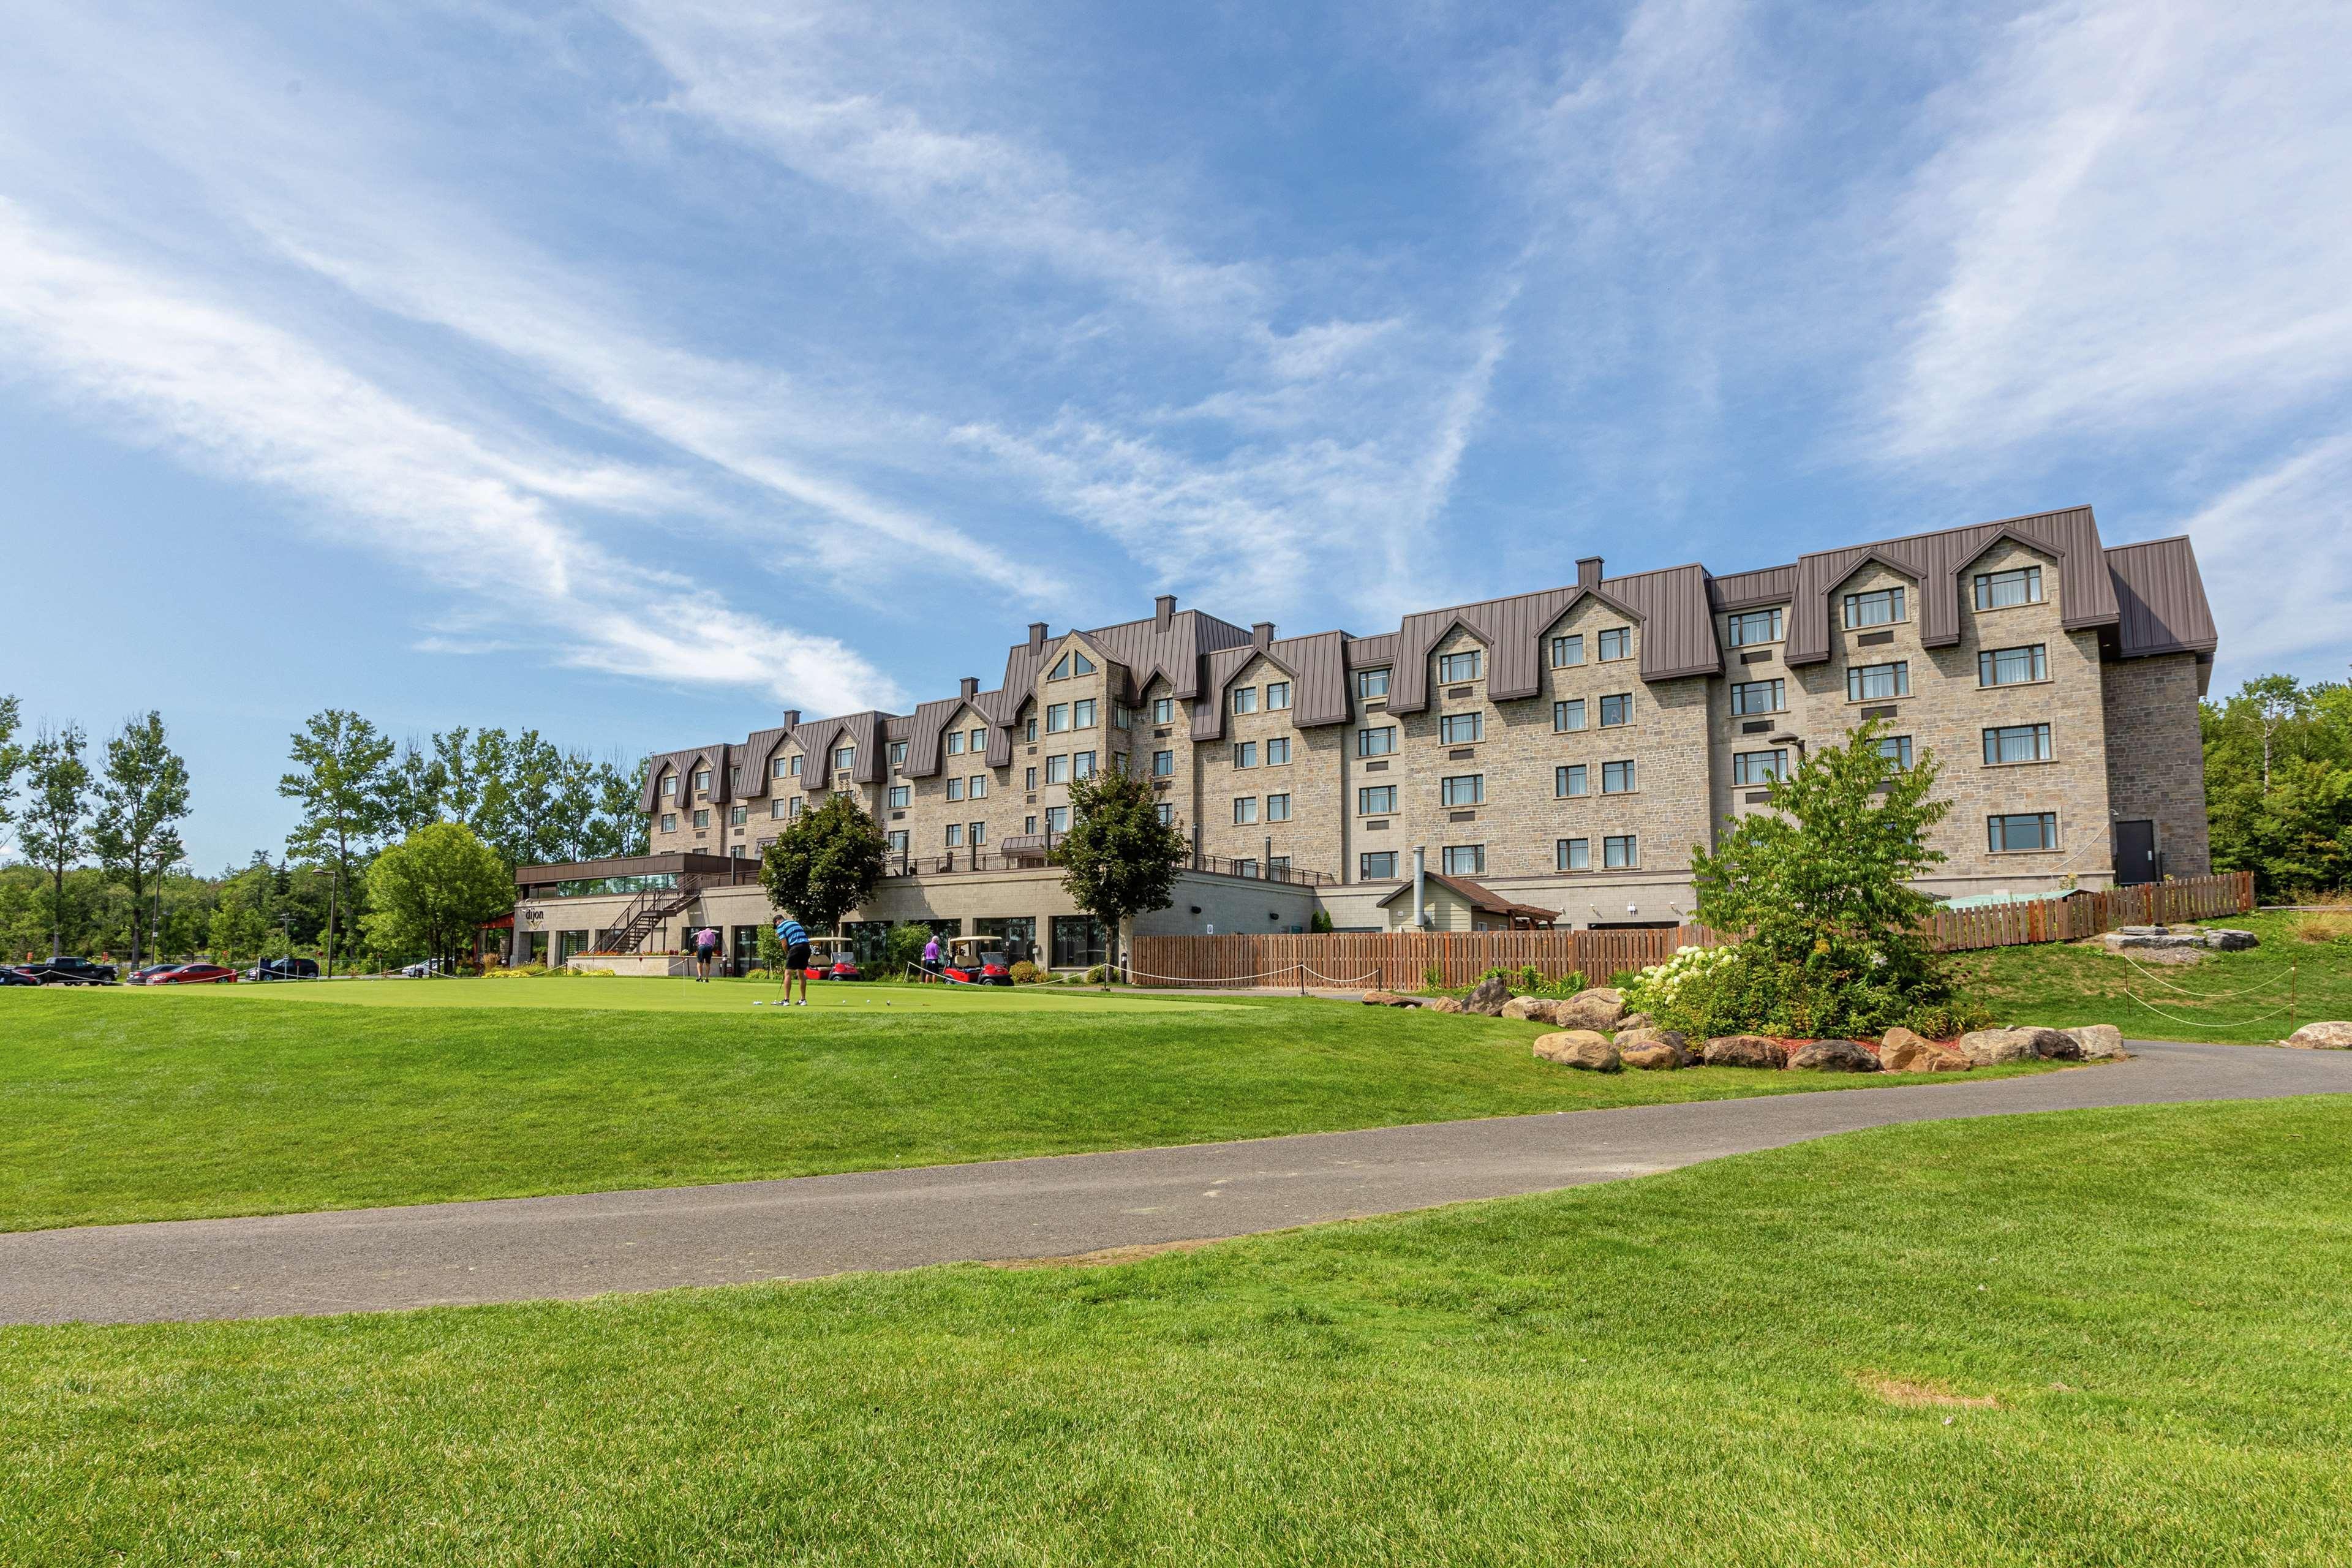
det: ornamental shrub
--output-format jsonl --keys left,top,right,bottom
{"left": 1009, "top": 960, "right": 1039, "bottom": 984}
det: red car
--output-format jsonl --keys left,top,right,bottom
{"left": 153, "top": 963, "right": 239, "bottom": 985}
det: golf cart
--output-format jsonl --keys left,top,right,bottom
{"left": 801, "top": 937, "right": 864, "bottom": 982}
{"left": 938, "top": 936, "right": 1014, "bottom": 986}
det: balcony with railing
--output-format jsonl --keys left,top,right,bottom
{"left": 882, "top": 837, "right": 1337, "bottom": 887}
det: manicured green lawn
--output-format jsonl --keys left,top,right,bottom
{"left": 5, "top": 1098, "right": 2346, "bottom": 1565}
{"left": 1954, "top": 908, "right": 2352, "bottom": 1046}
{"left": 2, "top": 984, "right": 2050, "bottom": 1233}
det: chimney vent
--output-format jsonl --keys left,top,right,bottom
{"left": 1028, "top": 622, "right": 1048, "bottom": 651}
{"left": 1251, "top": 620, "right": 1274, "bottom": 650}
{"left": 1576, "top": 556, "right": 1604, "bottom": 588}
{"left": 780, "top": 709, "right": 801, "bottom": 731}
{"left": 1154, "top": 594, "right": 1176, "bottom": 630}
{"left": 959, "top": 676, "right": 978, "bottom": 701}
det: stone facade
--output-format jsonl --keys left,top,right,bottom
{"left": 2101, "top": 652, "right": 2212, "bottom": 879}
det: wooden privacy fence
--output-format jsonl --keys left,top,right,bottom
{"left": 1127, "top": 871, "right": 2256, "bottom": 988}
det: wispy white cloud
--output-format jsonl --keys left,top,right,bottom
{"left": 2172, "top": 434, "right": 2352, "bottom": 675}
{"left": 0, "top": 199, "right": 904, "bottom": 715}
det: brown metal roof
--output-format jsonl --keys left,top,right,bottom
{"left": 2105, "top": 535, "right": 2218, "bottom": 662}
{"left": 1188, "top": 630, "right": 1351, "bottom": 741}
{"left": 1374, "top": 872, "right": 1559, "bottom": 925}
{"left": 516, "top": 851, "right": 737, "bottom": 888}
{"left": 1779, "top": 505, "right": 2119, "bottom": 666}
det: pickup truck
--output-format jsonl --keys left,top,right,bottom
{"left": 10, "top": 956, "right": 119, "bottom": 986}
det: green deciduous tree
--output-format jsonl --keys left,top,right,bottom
{"left": 0, "top": 695, "right": 24, "bottom": 835}
{"left": 91, "top": 712, "right": 192, "bottom": 970}
{"left": 760, "top": 793, "right": 887, "bottom": 932}
{"left": 1054, "top": 768, "right": 1189, "bottom": 979}
{"left": 363, "top": 823, "right": 513, "bottom": 973}
{"left": 280, "top": 710, "right": 398, "bottom": 978}
{"left": 19, "top": 724, "right": 92, "bottom": 957}
{"left": 1689, "top": 721, "right": 1953, "bottom": 1031}
{"left": 2203, "top": 674, "right": 2352, "bottom": 896}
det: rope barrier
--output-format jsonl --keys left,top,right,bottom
{"left": 2114, "top": 953, "right": 2294, "bottom": 1000}
{"left": 2115, "top": 987, "right": 2303, "bottom": 1029}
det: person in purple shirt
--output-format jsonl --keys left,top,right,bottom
{"left": 921, "top": 933, "right": 941, "bottom": 981}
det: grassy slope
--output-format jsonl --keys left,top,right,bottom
{"left": 5, "top": 1098, "right": 2348, "bottom": 1566}
{"left": 1954, "top": 908, "right": 2352, "bottom": 1046}
{"left": 0, "top": 984, "right": 2048, "bottom": 1232}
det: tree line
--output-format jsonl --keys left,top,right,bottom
{"left": 2203, "top": 673, "right": 2352, "bottom": 897}
{"left": 0, "top": 697, "right": 646, "bottom": 971}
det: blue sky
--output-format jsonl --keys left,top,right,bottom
{"left": 2, "top": 0, "right": 2347, "bottom": 871}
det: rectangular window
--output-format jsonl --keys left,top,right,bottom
{"left": 888, "top": 786, "right": 910, "bottom": 809}
{"left": 1025, "top": 717, "right": 1039, "bottom": 742}
{"left": 1604, "top": 834, "right": 1638, "bottom": 869}
{"left": 1265, "top": 736, "right": 1291, "bottom": 765}
{"left": 1155, "top": 802, "right": 1173, "bottom": 825}
{"left": 1553, "top": 698, "right": 1586, "bottom": 732}
{"left": 1550, "top": 633, "right": 1585, "bottom": 668}
{"left": 771, "top": 759, "right": 790, "bottom": 780}
{"left": 1073, "top": 698, "right": 1098, "bottom": 729}
{"left": 1358, "top": 726, "right": 1397, "bottom": 757}
{"left": 662, "top": 775, "right": 677, "bottom": 798}
{"left": 1234, "top": 796, "right": 1258, "bottom": 825}
{"left": 833, "top": 746, "right": 855, "bottom": 773}
{"left": 1438, "top": 650, "right": 1482, "bottom": 683}
{"left": 888, "top": 741, "right": 907, "bottom": 769}
{"left": 1360, "top": 851, "right": 1399, "bottom": 880}
{"left": 1151, "top": 697, "right": 1174, "bottom": 723}
{"left": 1359, "top": 785, "right": 1397, "bottom": 815}
{"left": 1232, "top": 687, "right": 1258, "bottom": 715}
{"left": 729, "top": 767, "right": 742, "bottom": 791}
{"left": 1602, "top": 760, "right": 1637, "bottom": 794}
{"left": 1266, "top": 793, "right": 1291, "bottom": 821}
{"left": 1442, "top": 845, "right": 1485, "bottom": 875}
{"left": 771, "top": 800, "right": 789, "bottom": 819}
{"left": 694, "top": 770, "right": 711, "bottom": 795}
{"left": 1357, "top": 668, "right": 1391, "bottom": 699}
{"left": 946, "top": 777, "right": 963, "bottom": 802}
{"left": 1113, "top": 706, "right": 1132, "bottom": 731}
{"left": 1045, "top": 805, "right": 1069, "bottom": 833}
{"left": 1727, "top": 608, "right": 1783, "bottom": 646}
{"left": 1599, "top": 693, "right": 1632, "bottom": 727}
{"left": 1988, "top": 812, "right": 2059, "bottom": 852}
{"left": 944, "top": 823, "right": 963, "bottom": 847}
{"left": 1440, "top": 712, "right": 1483, "bottom": 744}
{"left": 1441, "top": 774, "right": 1485, "bottom": 807}
{"left": 1152, "top": 749, "right": 1174, "bottom": 777}
{"left": 1073, "top": 751, "right": 1096, "bottom": 780}
{"left": 692, "top": 809, "right": 710, "bottom": 829}
{"left": 963, "top": 821, "right": 982, "bottom": 846}
{"left": 969, "top": 728, "right": 986, "bottom": 752}
{"left": 1047, "top": 703, "right": 1071, "bottom": 733}
{"left": 1266, "top": 681, "right": 1291, "bottom": 710}
{"left": 1732, "top": 749, "right": 1787, "bottom": 785}
{"left": 730, "top": 805, "right": 747, "bottom": 826}
{"left": 1974, "top": 565, "right": 2044, "bottom": 610}
{"left": 660, "top": 813, "right": 677, "bottom": 833}
{"left": 970, "top": 774, "right": 989, "bottom": 798}
{"left": 1046, "top": 755, "right": 1069, "bottom": 784}
{"left": 887, "top": 830, "right": 908, "bottom": 856}
{"left": 1730, "top": 679, "right": 1784, "bottom": 715}
{"left": 1983, "top": 723, "right": 2054, "bottom": 764}
{"left": 1877, "top": 734, "right": 1914, "bottom": 768}
{"left": 1597, "top": 627, "right": 1632, "bottom": 662}
{"left": 1233, "top": 741, "right": 1257, "bottom": 769}
{"left": 1232, "top": 859, "right": 1258, "bottom": 879}
{"left": 1556, "top": 764, "right": 1588, "bottom": 798}
{"left": 789, "top": 797, "right": 804, "bottom": 819}
{"left": 1024, "top": 815, "right": 1038, "bottom": 835}
{"left": 788, "top": 755, "right": 802, "bottom": 777}
{"left": 1556, "top": 837, "right": 1589, "bottom": 872}
{"left": 1844, "top": 587, "right": 1905, "bottom": 628}
{"left": 1023, "top": 766, "right": 1038, "bottom": 791}
{"left": 1979, "top": 644, "right": 2049, "bottom": 686}
{"left": 1847, "top": 662, "right": 1910, "bottom": 701}
{"left": 946, "top": 730, "right": 965, "bottom": 756}
{"left": 1111, "top": 753, "right": 1126, "bottom": 776}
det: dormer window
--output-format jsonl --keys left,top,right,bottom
{"left": 888, "top": 741, "right": 908, "bottom": 769}
{"left": 833, "top": 745, "right": 856, "bottom": 772}
{"left": 1232, "top": 687, "right": 1258, "bottom": 715}
{"left": 1049, "top": 649, "right": 1097, "bottom": 680}
{"left": 772, "top": 757, "right": 791, "bottom": 779}
{"left": 968, "top": 727, "right": 985, "bottom": 750}
{"left": 1843, "top": 587, "right": 1905, "bottom": 628}
{"left": 1974, "top": 566, "right": 2044, "bottom": 610}
{"left": 662, "top": 775, "right": 677, "bottom": 799}
{"left": 946, "top": 731, "right": 965, "bottom": 755}
{"left": 1438, "top": 650, "right": 1482, "bottom": 683}
{"left": 788, "top": 755, "right": 802, "bottom": 777}
{"left": 1596, "top": 628, "right": 1632, "bottom": 661}
{"left": 693, "top": 769, "right": 712, "bottom": 795}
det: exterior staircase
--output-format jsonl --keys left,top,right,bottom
{"left": 599, "top": 875, "right": 712, "bottom": 954}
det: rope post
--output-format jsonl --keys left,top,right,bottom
{"left": 2291, "top": 960, "right": 2297, "bottom": 1035}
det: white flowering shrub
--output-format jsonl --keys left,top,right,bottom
{"left": 1621, "top": 943, "right": 1738, "bottom": 1020}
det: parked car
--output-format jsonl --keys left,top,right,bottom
{"left": 245, "top": 957, "right": 322, "bottom": 982}
{"left": 399, "top": 957, "right": 450, "bottom": 978}
{"left": 153, "top": 963, "right": 239, "bottom": 985}
{"left": 0, "top": 965, "right": 40, "bottom": 986}
{"left": 128, "top": 963, "right": 186, "bottom": 984}
{"left": 13, "top": 956, "right": 119, "bottom": 986}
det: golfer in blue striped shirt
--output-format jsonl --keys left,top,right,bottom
{"left": 774, "top": 916, "right": 810, "bottom": 1006}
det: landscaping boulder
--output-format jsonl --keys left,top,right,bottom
{"left": 1702, "top": 1034, "right": 1787, "bottom": 1069}
{"left": 1619, "top": 1039, "right": 1687, "bottom": 1071}
{"left": 1532, "top": 1030, "right": 1622, "bottom": 1071}
{"left": 1427, "top": 996, "right": 1466, "bottom": 1015}
{"left": 1553, "top": 987, "right": 1627, "bottom": 1031}
{"left": 1463, "top": 975, "right": 1513, "bottom": 1017}
{"left": 1787, "top": 1038, "right": 1881, "bottom": 1072}
{"left": 1956, "top": 1027, "right": 2079, "bottom": 1065}
{"left": 2067, "top": 1024, "right": 2129, "bottom": 1060}
{"left": 1617, "top": 1011, "right": 1656, "bottom": 1032}
{"left": 1500, "top": 995, "right": 1551, "bottom": 1022}
{"left": 1880, "top": 1028, "right": 1969, "bottom": 1072}
{"left": 2283, "top": 1021, "right": 2352, "bottom": 1050}
{"left": 2202, "top": 928, "right": 2260, "bottom": 951}
{"left": 1615, "top": 1025, "right": 1689, "bottom": 1054}
{"left": 1360, "top": 990, "right": 1419, "bottom": 1007}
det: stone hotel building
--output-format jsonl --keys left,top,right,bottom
{"left": 511, "top": 505, "right": 2218, "bottom": 971}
